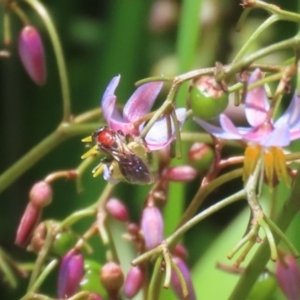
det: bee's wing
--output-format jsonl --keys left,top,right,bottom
{"left": 118, "top": 153, "right": 154, "bottom": 184}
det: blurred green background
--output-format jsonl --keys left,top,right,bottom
{"left": 1, "top": 0, "right": 300, "bottom": 299}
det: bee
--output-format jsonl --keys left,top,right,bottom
{"left": 91, "top": 126, "right": 154, "bottom": 185}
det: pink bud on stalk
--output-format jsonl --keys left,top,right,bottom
{"left": 15, "top": 181, "right": 52, "bottom": 247}
{"left": 100, "top": 261, "right": 124, "bottom": 296}
{"left": 165, "top": 166, "right": 197, "bottom": 182}
{"left": 29, "top": 181, "right": 53, "bottom": 207}
{"left": 124, "top": 266, "right": 144, "bottom": 299}
{"left": 57, "top": 250, "right": 84, "bottom": 298}
{"left": 15, "top": 202, "right": 42, "bottom": 247}
{"left": 173, "top": 244, "right": 188, "bottom": 261}
{"left": 276, "top": 253, "right": 300, "bottom": 300}
{"left": 106, "top": 198, "right": 129, "bottom": 222}
{"left": 140, "top": 206, "right": 163, "bottom": 249}
{"left": 18, "top": 25, "right": 46, "bottom": 85}
{"left": 171, "top": 257, "right": 196, "bottom": 300}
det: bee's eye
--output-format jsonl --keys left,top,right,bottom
{"left": 96, "top": 128, "right": 116, "bottom": 147}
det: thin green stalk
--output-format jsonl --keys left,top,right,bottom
{"left": 254, "top": 0, "right": 300, "bottom": 22}
{"left": 0, "top": 247, "right": 17, "bottom": 288}
{"left": 26, "top": 259, "right": 57, "bottom": 295}
{"left": 223, "top": 37, "right": 300, "bottom": 79}
{"left": 0, "top": 122, "right": 101, "bottom": 195}
{"left": 164, "top": 0, "right": 202, "bottom": 236}
{"left": 23, "top": 0, "right": 71, "bottom": 122}
{"left": 264, "top": 215, "right": 299, "bottom": 257}
{"left": 148, "top": 255, "right": 164, "bottom": 300}
{"left": 0, "top": 130, "right": 64, "bottom": 194}
{"left": 233, "top": 14, "right": 280, "bottom": 62}
{"left": 166, "top": 190, "right": 246, "bottom": 247}
{"left": 228, "top": 164, "right": 300, "bottom": 300}
{"left": 27, "top": 222, "right": 55, "bottom": 290}
{"left": 178, "top": 168, "right": 243, "bottom": 227}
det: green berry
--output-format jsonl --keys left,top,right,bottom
{"left": 190, "top": 77, "right": 228, "bottom": 120}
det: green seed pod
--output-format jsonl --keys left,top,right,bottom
{"left": 247, "top": 271, "right": 277, "bottom": 300}
{"left": 190, "top": 76, "right": 228, "bottom": 120}
{"left": 51, "top": 231, "right": 77, "bottom": 257}
{"left": 80, "top": 260, "right": 106, "bottom": 296}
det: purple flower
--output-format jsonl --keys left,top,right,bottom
{"left": 101, "top": 75, "right": 187, "bottom": 151}
{"left": 194, "top": 69, "right": 300, "bottom": 185}
{"left": 57, "top": 250, "right": 84, "bottom": 298}
{"left": 194, "top": 69, "right": 300, "bottom": 147}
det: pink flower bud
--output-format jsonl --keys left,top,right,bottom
{"left": 100, "top": 261, "right": 124, "bottom": 296}
{"left": 188, "top": 142, "right": 214, "bottom": 172}
{"left": 173, "top": 244, "right": 188, "bottom": 261}
{"left": 188, "top": 142, "right": 211, "bottom": 162}
{"left": 124, "top": 266, "right": 144, "bottom": 299}
{"left": 165, "top": 166, "right": 197, "bottom": 182}
{"left": 171, "top": 257, "right": 196, "bottom": 300}
{"left": 57, "top": 250, "right": 84, "bottom": 298}
{"left": 106, "top": 198, "right": 129, "bottom": 222}
{"left": 29, "top": 181, "right": 52, "bottom": 208}
{"left": 18, "top": 25, "right": 46, "bottom": 85}
{"left": 276, "top": 253, "right": 300, "bottom": 300}
{"left": 141, "top": 206, "right": 163, "bottom": 249}
{"left": 87, "top": 293, "right": 103, "bottom": 300}
{"left": 15, "top": 202, "right": 42, "bottom": 247}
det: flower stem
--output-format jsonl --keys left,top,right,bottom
{"left": 228, "top": 163, "right": 300, "bottom": 300}
{"left": 178, "top": 168, "right": 243, "bottom": 227}
{"left": 132, "top": 189, "right": 245, "bottom": 266}
{"left": 0, "top": 130, "right": 64, "bottom": 194}
{"left": 233, "top": 14, "right": 280, "bottom": 63}
{"left": 148, "top": 255, "right": 164, "bottom": 300}
{"left": 26, "top": 259, "right": 57, "bottom": 295}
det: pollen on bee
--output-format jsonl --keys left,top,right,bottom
{"left": 81, "top": 136, "right": 93, "bottom": 142}
{"left": 81, "top": 145, "right": 98, "bottom": 159}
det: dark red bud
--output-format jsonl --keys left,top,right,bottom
{"left": 18, "top": 25, "right": 46, "bottom": 85}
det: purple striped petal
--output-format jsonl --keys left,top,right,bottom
{"left": 194, "top": 116, "right": 242, "bottom": 140}
{"left": 145, "top": 108, "right": 186, "bottom": 150}
{"left": 245, "top": 69, "right": 269, "bottom": 127}
{"left": 219, "top": 114, "right": 244, "bottom": 137}
{"left": 101, "top": 75, "right": 123, "bottom": 124}
{"left": 283, "top": 92, "right": 300, "bottom": 129}
{"left": 123, "top": 82, "right": 163, "bottom": 123}
{"left": 263, "top": 118, "right": 291, "bottom": 147}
